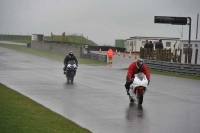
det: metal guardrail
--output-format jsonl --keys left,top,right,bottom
{"left": 89, "top": 52, "right": 107, "bottom": 63}
{"left": 144, "top": 59, "right": 200, "bottom": 76}
{"left": 44, "top": 40, "right": 76, "bottom": 45}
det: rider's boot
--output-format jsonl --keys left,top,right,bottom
{"left": 63, "top": 67, "right": 66, "bottom": 74}
{"left": 125, "top": 84, "right": 130, "bottom": 95}
{"left": 126, "top": 89, "right": 130, "bottom": 95}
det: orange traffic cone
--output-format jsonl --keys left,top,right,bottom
{"left": 129, "top": 53, "right": 131, "bottom": 58}
{"left": 118, "top": 51, "right": 120, "bottom": 56}
{"left": 129, "top": 51, "right": 132, "bottom": 58}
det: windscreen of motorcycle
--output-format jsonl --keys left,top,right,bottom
{"left": 68, "top": 60, "right": 76, "bottom": 65}
{"left": 136, "top": 72, "right": 145, "bottom": 81}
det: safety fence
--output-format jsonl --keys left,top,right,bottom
{"left": 140, "top": 48, "right": 173, "bottom": 61}
{"left": 89, "top": 52, "right": 107, "bottom": 63}
{"left": 144, "top": 59, "right": 200, "bottom": 76}
{"left": 140, "top": 47, "right": 199, "bottom": 64}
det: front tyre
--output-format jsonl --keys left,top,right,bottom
{"left": 71, "top": 77, "right": 74, "bottom": 83}
{"left": 70, "top": 71, "right": 75, "bottom": 83}
{"left": 138, "top": 90, "right": 143, "bottom": 105}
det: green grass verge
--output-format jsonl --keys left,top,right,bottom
{"left": 149, "top": 69, "right": 200, "bottom": 80}
{"left": 7, "top": 40, "right": 31, "bottom": 43}
{"left": 48, "top": 35, "right": 97, "bottom": 46}
{"left": 0, "top": 35, "right": 31, "bottom": 43}
{"left": 122, "top": 68, "right": 200, "bottom": 80}
{"left": 0, "top": 43, "right": 106, "bottom": 65}
{"left": 0, "top": 83, "right": 91, "bottom": 133}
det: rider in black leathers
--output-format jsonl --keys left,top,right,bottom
{"left": 63, "top": 51, "right": 78, "bottom": 74}
{"left": 155, "top": 39, "right": 163, "bottom": 49}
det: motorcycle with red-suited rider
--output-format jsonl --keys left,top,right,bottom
{"left": 124, "top": 58, "right": 150, "bottom": 105}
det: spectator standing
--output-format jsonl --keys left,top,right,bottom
{"left": 155, "top": 39, "right": 164, "bottom": 60}
{"left": 149, "top": 41, "right": 154, "bottom": 59}
{"left": 144, "top": 40, "right": 149, "bottom": 48}
{"left": 144, "top": 40, "right": 149, "bottom": 59}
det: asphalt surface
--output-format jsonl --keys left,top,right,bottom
{"left": 1, "top": 47, "right": 200, "bottom": 133}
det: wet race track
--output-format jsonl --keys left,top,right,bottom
{"left": 1, "top": 47, "right": 200, "bottom": 133}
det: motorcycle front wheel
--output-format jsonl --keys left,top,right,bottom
{"left": 70, "top": 71, "right": 75, "bottom": 83}
{"left": 71, "top": 77, "right": 74, "bottom": 83}
{"left": 137, "top": 90, "right": 143, "bottom": 105}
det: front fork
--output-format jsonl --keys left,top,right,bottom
{"left": 135, "top": 86, "right": 145, "bottom": 97}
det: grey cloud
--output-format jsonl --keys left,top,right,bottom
{"left": 0, "top": 0, "right": 200, "bottom": 45}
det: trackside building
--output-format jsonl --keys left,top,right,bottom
{"left": 124, "top": 36, "right": 181, "bottom": 52}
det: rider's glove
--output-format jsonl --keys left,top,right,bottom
{"left": 147, "top": 78, "right": 150, "bottom": 85}
{"left": 128, "top": 78, "right": 134, "bottom": 82}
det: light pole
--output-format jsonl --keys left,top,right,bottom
{"left": 196, "top": 13, "right": 199, "bottom": 39}
{"left": 188, "top": 17, "right": 191, "bottom": 45}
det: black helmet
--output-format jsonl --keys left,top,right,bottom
{"left": 69, "top": 51, "right": 74, "bottom": 57}
{"left": 136, "top": 58, "right": 144, "bottom": 69}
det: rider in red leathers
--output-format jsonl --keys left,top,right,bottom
{"left": 124, "top": 58, "right": 150, "bottom": 95}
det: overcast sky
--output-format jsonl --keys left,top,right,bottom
{"left": 0, "top": 0, "right": 200, "bottom": 45}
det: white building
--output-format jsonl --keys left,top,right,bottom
{"left": 31, "top": 34, "right": 44, "bottom": 42}
{"left": 180, "top": 40, "right": 200, "bottom": 64}
{"left": 124, "top": 36, "right": 181, "bottom": 52}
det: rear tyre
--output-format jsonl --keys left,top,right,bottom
{"left": 138, "top": 90, "right": 143, "bottom": 106}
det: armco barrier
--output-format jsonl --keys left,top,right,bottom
{"left": 31, "top": 41, "right": 81, "bottom": 58}
{"left": 89, "top": 52, "right": 107, "bottom": 63}
{"left": 144, "top": 59, "right": 200, "bottom": 76}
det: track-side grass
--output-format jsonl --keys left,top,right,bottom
{"left": 122, "top": 68, "right": 200, "bottom": 80}
{"left": 0, "top": 35, "right": 31, "bottom": 43}
{"left": 7, "top": 40, "right": 31, "bottom": 43}
{"left": 0, "top": 83, "right": 91, "bottom": 133}
{"left": 149, "top": 69, "right": 200, "bottom": 80}
{"left": 0, "top": 43, "right": 106, "bottom": 65}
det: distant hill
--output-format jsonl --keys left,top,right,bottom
{"left": 45, "top": 35, "right": 97, "bottom": 46}
{"left": 0, "top": 34, "right": 98, "bottom": 46}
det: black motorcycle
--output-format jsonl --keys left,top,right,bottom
{"left": 65, "top": 60, "right": 77, "bottom": 83}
